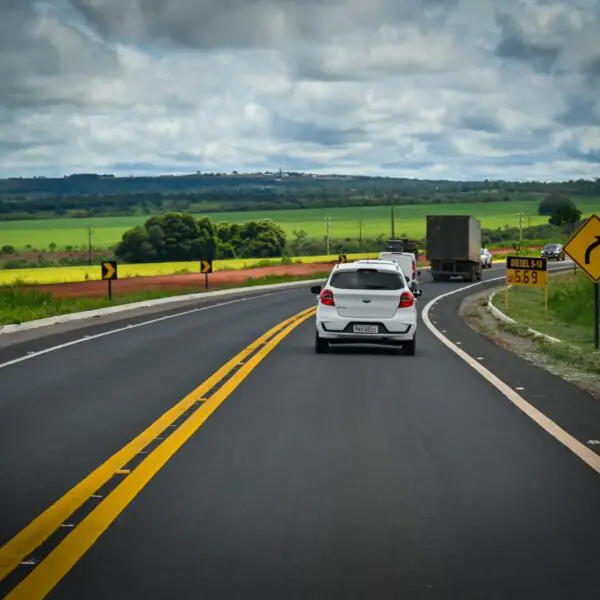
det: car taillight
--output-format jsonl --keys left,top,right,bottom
{"left": 399, "top": 291, "right": 414, "bottom": 308}
{"left": 320, "top": 288, "right": 335, "bottom": 306}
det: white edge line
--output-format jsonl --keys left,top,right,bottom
{"left": 421, "top": 272, "right": 600, "bottom": 475}
{"left": 0, "top": 289, "right": 299, "bottom": 371}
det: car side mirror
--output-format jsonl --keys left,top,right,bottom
{"left": 413, "top": 288, "right": 422, "bottom": 297}
{"left": 310, "top": 285, "right": 322, "bottom": 294}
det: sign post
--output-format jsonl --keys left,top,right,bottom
{"left": 200, "top": 259, "right": 213, "bottom": 290}
{"left": 595, "top": 284, "right": 599, "bottom": 350}
{"left": 101, "top": 261, "right": 118, "bottom": 300}
{"left": 563, "top": 214, "right": 600, "bottom": 349}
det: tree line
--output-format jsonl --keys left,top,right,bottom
{"left": 1, "top": 172, "right": 598, "bottom": 221}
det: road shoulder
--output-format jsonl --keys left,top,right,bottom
{"left": 427, "top": 283, "right": 600, "bottom": 458}
{"left": 462, "top": 286, "right": 600, "bottom": 399}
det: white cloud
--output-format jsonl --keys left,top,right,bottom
{"left": 0, "top": 0, "right": 599, "bottom": 179}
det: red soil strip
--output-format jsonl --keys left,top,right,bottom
{"left": 32, "top": 263, "right": 334, "bottom": 299}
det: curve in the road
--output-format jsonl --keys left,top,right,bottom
{"left": 422, "top": 281, "right": 600, "bottom": 475}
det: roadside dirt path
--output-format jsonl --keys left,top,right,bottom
{"left": 32, "top": 263, "right": 333, "bottom": 298}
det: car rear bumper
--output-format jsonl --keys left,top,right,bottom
{"left": 316, "top": 319, "right": 416, "bottom": 342}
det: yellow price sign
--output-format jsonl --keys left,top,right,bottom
{"left": 506, "top": 255, "right": 547, "bottom": 287}
{"left": 506, "top": 268, "right": 547, "bottom": 287}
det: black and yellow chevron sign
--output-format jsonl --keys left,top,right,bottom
{"left": 338, "top": 254, "right": 348, "bottom": 263}
{"left": 101, "top": 261, "right": 118, "bottom": 280}
{"left": 200, "top": 260, "right": 213, "bottom": 274}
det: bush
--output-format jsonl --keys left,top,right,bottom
{"left": 548, "top": 274, "right": 594, "bottom": 327}
{"left": 549, "top": 204, "right": 581, "bottom": 226}
{"left": 538, "top": 193, "right": 577, "bottom": 216}
{"left": 115, "top": 212, "right": 287, "bottom": 263}
{"left": 3, "top": 259, "right": 30, "bottom": 269}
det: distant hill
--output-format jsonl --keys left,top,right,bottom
{"left": 1, "top": 171, "right": 598, "bottom": 221}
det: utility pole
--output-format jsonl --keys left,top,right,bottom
{"left": 517, "top": 213, "right": 523, "bottom": 242}
{"left": 87, "top": 226, "right": 93, "bottom": 265}
{"left": 359, "top": 221, "right": 363, "bottom": 252}
{"left": 325, "top": 217, "right": 331, "bottom": 255}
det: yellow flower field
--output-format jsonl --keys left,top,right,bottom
{"left": 0, "top": 253, "right": 379, "bottom": 285}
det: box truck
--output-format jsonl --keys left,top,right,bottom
{"left": 426, "top": 215, "right": 482, "bottom": 282}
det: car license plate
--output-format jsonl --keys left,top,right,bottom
{"left": 353, "top": 324, "right": 378, "bottom": 334}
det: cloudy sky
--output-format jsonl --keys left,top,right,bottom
{"left": 1, "top": 0, "right": 599, "bottom": 181}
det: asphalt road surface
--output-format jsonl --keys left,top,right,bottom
{"left": 1, "top": 263, "right": 599, "bottom": 599}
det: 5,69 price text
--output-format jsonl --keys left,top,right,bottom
{"left": 507, "top": 268, "right": 547, "bottom": 287}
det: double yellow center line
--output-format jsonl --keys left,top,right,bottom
{"left": 0, "top": 305, "right": 316, "bottom": 599}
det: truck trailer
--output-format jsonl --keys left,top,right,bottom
{"left": 426, "top": 215, "right": 482, "bottom": 282}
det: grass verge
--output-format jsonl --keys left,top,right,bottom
{"left": 492, "top": 271, "right": 600, "bottom": 372}
{"left": 0, "top": 272, "right": 329, "bottom": 326}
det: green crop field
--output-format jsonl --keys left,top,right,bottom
{"left": 2, "top": 198, "right": 600, "bottom": 251}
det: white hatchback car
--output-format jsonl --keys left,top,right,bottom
{"left": 311, "top": 260, "right": 421, "bottom": 355}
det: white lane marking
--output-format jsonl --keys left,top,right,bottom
{"left": 0, "top": 291, "right": 287, "bottom": 371}
{"left": 421, "top": 277, "right": 600, "bottom": 475}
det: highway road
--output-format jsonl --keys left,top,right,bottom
{"left": 0, "top": 263, "right": 599, "bottom": 599}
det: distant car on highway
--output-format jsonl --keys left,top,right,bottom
{"left": 311, "top": 259, "right": 421, "bottom": 355}
{"left": 480, "top": 248, "right": 493, "bottom": 269}
{"left": 540, "top": 243, "right": 566, "bottom": 261}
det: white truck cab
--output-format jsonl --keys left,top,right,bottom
{"left": 378, "top": 252, "right": 420, "bottom": 291}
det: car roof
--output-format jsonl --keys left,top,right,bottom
{"left": 379, "top": 251, "right": 414, "bottom": 259}
{"left": 332, "top": 260, "right": 403, "bottom": 273}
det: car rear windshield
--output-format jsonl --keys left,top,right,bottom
{"left": 330, "top": 269, "right": 405, "bottom": 290}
